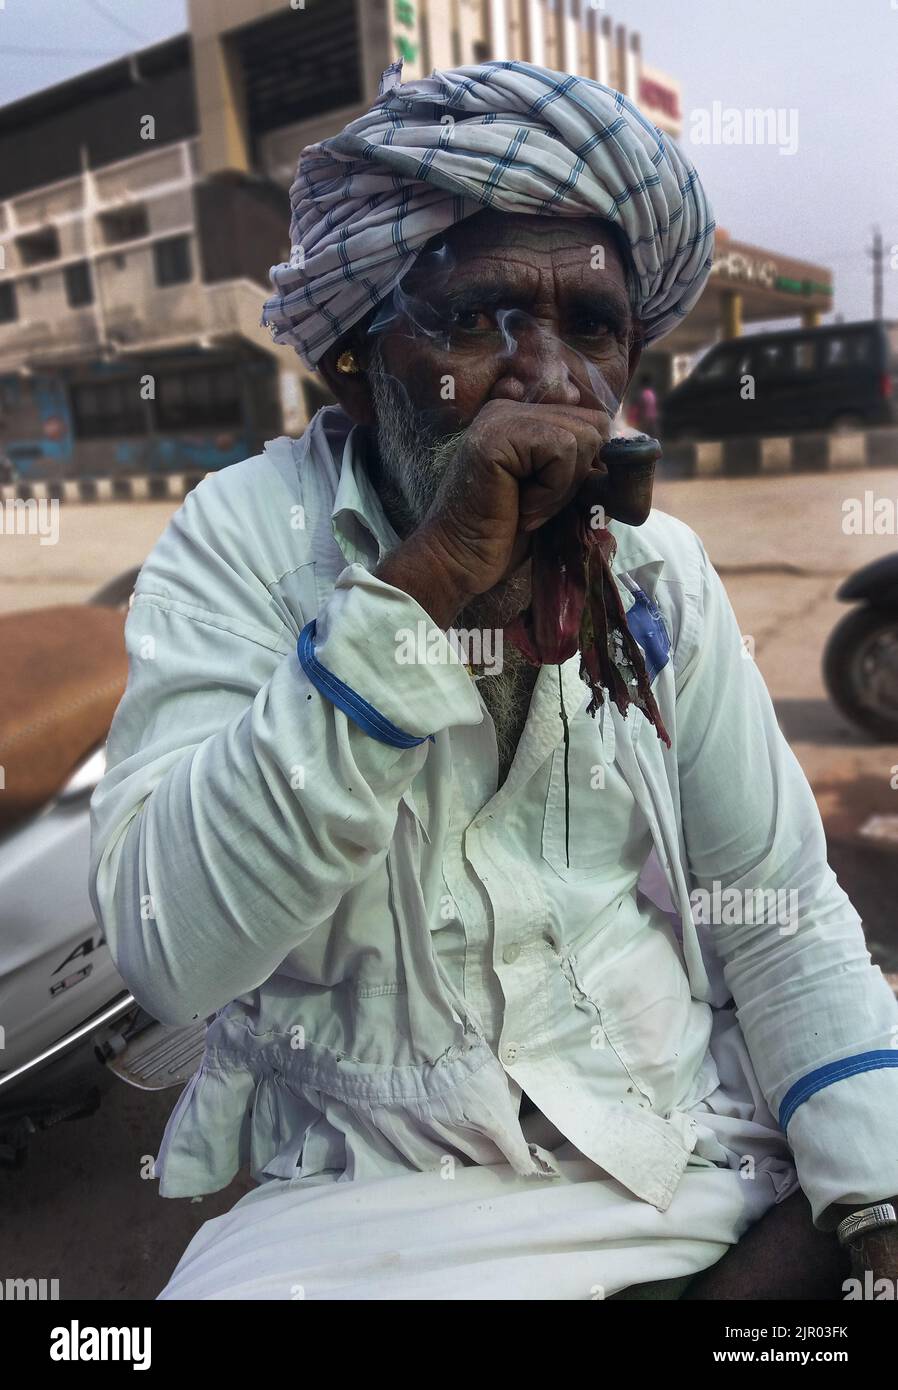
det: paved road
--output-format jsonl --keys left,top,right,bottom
{"left": 2, "top": 466, "right": 897, "bottom": 1298}
{"left": 653, "top": 470, "right": 898, "bottom": 988}
{"left": 0, "top": 499, "right": 174, "bottom": 612}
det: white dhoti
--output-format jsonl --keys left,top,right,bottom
{"left": 158, "top": 1017, "right": 799, "bottom": 1301}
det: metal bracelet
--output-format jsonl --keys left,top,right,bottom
{"left": 836, "top": 1202, "right": 898, "bottom": 1247}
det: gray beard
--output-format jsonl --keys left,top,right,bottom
{"left": 367, "top": 342, "right": 539, "bottom": 781}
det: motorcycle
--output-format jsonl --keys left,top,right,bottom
{"left": 823, "top": 553, "right": 898, "bottom": 742}
{"left": 0, "top": 568, "right": 205, "bottom": 1169}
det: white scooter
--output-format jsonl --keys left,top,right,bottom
{"left": 0, "top": 568, "right": 205, "bottom": 1169}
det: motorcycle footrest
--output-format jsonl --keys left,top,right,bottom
{"left": 106, "top": 1018, "right": 207, "bottom": 1090}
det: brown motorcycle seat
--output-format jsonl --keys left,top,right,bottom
{"left": 0, "top": 605, "right": 128, "bottom": 834}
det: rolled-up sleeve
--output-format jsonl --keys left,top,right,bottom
{"left": 89, "top": 474, "right": 482, "bottom": 1030}
{"left": 675, "top": 537, "right": 898, "bottom": 1227}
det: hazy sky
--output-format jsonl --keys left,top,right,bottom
{"left": 1, "top": 0, "right": 896, "bottom": 322}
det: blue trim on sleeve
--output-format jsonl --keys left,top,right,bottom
{"left": 778, "top": 1050, "right": 898, "bottom": 1131}
{"left": 297, "top": 620, "right": 435, "bottom": 748}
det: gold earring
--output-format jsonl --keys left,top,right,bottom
{"left": 336, "top": 350, "right": 361, "bottom": 375}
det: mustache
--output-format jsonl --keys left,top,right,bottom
{"left": 426, "top": 426, "right": 468, "bottom": 474}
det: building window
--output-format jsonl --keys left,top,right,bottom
{"left": 70, "top": 378, "right": 147, "bottom": 438}
{"left": 153, "top": 235, "right": 191, "bottom": 287}
{"left": 233, "top": 0, "right": 361, "bottom": 144}
{"left": 99, "top": 205, "right": 149, "bottom": 244}
{"left": 155, "top": 365, "right": 242, "bottom": 430}
{"left": 0, "top": 281, "right": 17, "bottom": 323}
{"left": 64, "top": 260, "right": 94, "bottom": 308}
{"left": 16, "top": 226, "right": 60, "bottom": 266}
{"left": 473, "top": 41, "right": 490, "bottom": 63}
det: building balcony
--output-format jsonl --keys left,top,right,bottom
{"left": 0, "top": 275, "right": 279, "bottom": 374}
{"left": 0, "top": 138, "right": 291, "bottom": 375}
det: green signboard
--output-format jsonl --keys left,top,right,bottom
{"left": 775, "top": 275, "right": 833, "bottom": 297}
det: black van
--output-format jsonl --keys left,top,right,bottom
{"left": 662, "top": 320, "right": 898, "bottom": 440}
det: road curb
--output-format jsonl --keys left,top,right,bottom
{"left": 2, "top": 429, "right": 897, "bottom": 500}
{"left": 0, "top": 473, "right": 207, "bottom": 504}
{"left": 662, "top": 428, "right": 898, "bottom": 479}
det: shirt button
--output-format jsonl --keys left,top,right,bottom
{"left": 501, "top": 1043, "right": 519, "bottom": 1065}
{"left": 502, "top": 943, "right": 521, "bottom": 964}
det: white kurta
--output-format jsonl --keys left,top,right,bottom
{"left": 158, "top": 1008, "right": 797, "bottom": 1300}
{"left": 88, "top": 408, "right": 898, "bottom": 1300}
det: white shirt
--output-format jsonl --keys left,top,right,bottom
{"left": 89, "top": 406, "right": 898, "bottom": 1226}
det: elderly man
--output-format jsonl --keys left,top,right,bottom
{"left": 90, "top": 61, "right": 898, "bottom": 1301}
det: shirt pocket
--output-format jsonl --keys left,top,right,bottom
{"left": 540, "top": 707, "right": 615, "bottom": 880}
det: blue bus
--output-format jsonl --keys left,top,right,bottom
{"left": 0, "top": 348, "right": 281, "bottom": 483}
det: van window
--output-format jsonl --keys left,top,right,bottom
{"left": 756, "top": 341, "right": 787, "bottom": 377}
{"left": 696, "top": 348, "right": 737, "bottom": 380}
{"left": 823, "top": 332, "right": 873, "bottom": 368}
{"left": 790, "top": 339, "right": 816, "bottom": 371}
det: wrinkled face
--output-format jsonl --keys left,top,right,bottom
{"left": 317, "top": 211, "right": 645, "bottom": 754}
{"left": 322, "top": 209, "right": 642, "bottom": 550}
{"left": 368, "top": 209, "right": 639, "bottom": 437}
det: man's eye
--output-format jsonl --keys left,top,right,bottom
{"left": 570, "top": 316, "right": 611, "bottom": 339}
{"left": 451, "top": 308, "right": 495, "bottom": 332}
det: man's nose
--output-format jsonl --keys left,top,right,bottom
{"left": 490, "top": 316, "right": 582, "bottom": 407}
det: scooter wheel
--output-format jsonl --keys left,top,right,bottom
{"left": 823, "top": 607, "right": 898, "bottom": 742}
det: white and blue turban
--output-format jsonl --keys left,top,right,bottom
{"left": 260, "top": 60, "right": 715, "bottom": 369}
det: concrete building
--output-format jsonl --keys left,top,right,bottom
{"left": 0, "top": 0, "right": 833, "bottom": 478}
{"left": 0, "top": 32, "right": 291, "bottom": 479}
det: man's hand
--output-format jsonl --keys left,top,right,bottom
{"left": 374, "top": 400, "right": 611, "bottom": 628}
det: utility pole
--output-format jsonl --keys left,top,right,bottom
{"left": 80, "top": 143, "right": 111, "bottom": 358}
{"left": 866, "top": 226, "right": 884, "bottom": 320}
